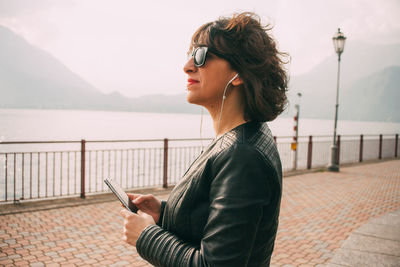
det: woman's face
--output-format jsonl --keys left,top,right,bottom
{"left": 183, "top": 49, "right": 237, "bottom": 109}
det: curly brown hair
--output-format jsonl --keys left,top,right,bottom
{"left": 190, "top": 12, "right": 289, "bottom": 122}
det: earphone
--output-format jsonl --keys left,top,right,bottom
{"left": 223, "top": 73, "right": 239, "bottom": 99}
{"left": 216, "top": 73, "right": 239, "bottom": 136}
{"left": 199, "top": 73, "right": 239, "bottom": 150}
{"left": 228, "top": 73, "right": 239, "bottom": 87}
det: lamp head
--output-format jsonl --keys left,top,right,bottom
{"left": 332, "top": 28, "right": 346, "bottom": 55}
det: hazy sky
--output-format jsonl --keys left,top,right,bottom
{"left": 0, "top": 0, "right": 399, "bottom": 97}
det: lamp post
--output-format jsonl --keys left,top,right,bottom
{"left": 328, "top": 28, "right": 346, "bottom": 172}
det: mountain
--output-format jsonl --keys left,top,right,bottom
{"left": 0, "top": 25, "right": 200, "bottom": 114}
{"left": 287, "top": 42, "right": 400, "bottom": 121}
{"left": 0, "top": 25, "right": 132, "bottom": 110}
{"left": 1, "top": 24, "right": 399, "bottom": 121}
{"left": 340, "top": 66, "right": 400, "bottom": 122}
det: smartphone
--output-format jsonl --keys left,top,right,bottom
{"left": 104, "top": 178, "right": 138, "bottom": 213}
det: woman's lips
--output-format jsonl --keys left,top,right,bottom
{"left": 187, "top": 78, "right": 199, "bottom": 86}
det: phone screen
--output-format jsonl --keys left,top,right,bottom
{"left": 104, "top": 179, "right": 138, "bottom": 213}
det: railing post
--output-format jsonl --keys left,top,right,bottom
{"left": 359, "top": 134, "right": 363, "bottom": 162}
{"left": 307, "top": 135, "right": 312, "bottom": 169}
{"left": 5, "top": 154, "right": 8, "bottom": 202}
{"left": 379, "top": 134, "right": 382, "bottom": 159}
{"left": 80, "top": 139, "right": 86, "bottom": 199}
{"left": 337, "top": 135, "right": 341, "bottom": 165}
{"left": 395, "top": 134, "right": 398, "bottom": 158}
{"left": 14, "top": 154, "right": 16, "bottom": 202}
{"left": 163, "top": 138, "right": 168, "bottom": 188}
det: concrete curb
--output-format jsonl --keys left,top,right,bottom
{"left": 0, "top": 186, "right": 173, "bottom": 216}
{"left": 327, "top": 208, "right": 400, "bottom": 267}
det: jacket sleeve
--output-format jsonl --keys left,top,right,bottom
{"left": 136, "top": 145, "right": 274, "bottom": 267}
{"left": 156, "top": 201, "right": 167, "bottom": 227}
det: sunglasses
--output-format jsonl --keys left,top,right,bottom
{"left": 191, "top": 46, "right": 210, "bottom": 67}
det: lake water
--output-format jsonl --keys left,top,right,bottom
{"left": 1, "top": 108, "right": 400, "bottom": 142}
{"left": 1, "top": 108, "right": 399, "bottom": 201}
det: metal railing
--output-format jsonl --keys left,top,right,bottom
{"left": 1, "top": 134, "right": 398, "bottom": 203}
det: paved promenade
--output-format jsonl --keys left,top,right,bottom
{"left": 1, "top": 159, "right": 399, "bottom": 266}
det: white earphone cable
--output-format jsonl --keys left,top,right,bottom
{"left": 200, "top": 107, "right": 204, "bottom": 151}
{"left": 216, "top": 73, "right": 238, "bottom": 136}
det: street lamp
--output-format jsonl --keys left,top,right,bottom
{"left": 328, "top": 28, "right": 346, "bottom": 172}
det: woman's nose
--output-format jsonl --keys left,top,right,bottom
{"left": 183, "top": 57, "right": 196, "bottom": 74}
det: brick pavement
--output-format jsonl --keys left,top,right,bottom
{"left": 1, "top": 159, "right": 399, "bottom": 266}
{"left": 271, "top": 159, "right": 400, "bottom": 267}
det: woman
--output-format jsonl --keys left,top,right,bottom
{"left": 120, "top": 12, "right": 288, "bottom": 266}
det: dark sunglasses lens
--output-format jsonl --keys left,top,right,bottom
{"left": 194, "top": 47, "right": 207, "bottom": 67}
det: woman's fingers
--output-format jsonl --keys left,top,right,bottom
{"left": 120, "top": 208, "right": 155, "bottom": 247}
{"left": 132, "top": 194, "right": 153, "bottom": 205}
{"left": 126, "top": 193, "right": 152, "bottom": 205}
{"left": 120, "top": 208, "right": 133, "bottom": 219}
{"left": 127, "top": 193, "right": 142, "bottom": 201}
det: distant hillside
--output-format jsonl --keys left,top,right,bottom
{"left": 287, "top": 42, "right": 400, "bottom": 122}
{"left": 0, "top": 25, "right": 399, "bottom": 121}
{"left": 340, "top": 66, "right": 400, "bottom": 122}
{"left": 0, "top": 25, "right": 199, "bottom": 114}
{"left": 0, "top": 25, "right": 131, "bottom": 110}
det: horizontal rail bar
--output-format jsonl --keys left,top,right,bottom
{"left": 2, "top": 134, "right": 398, "bottom": 145}
{"left": 0, "top": 141, "right": 80, "bottom": 145}
{"left": 0, "top": 150, "right": 80, "bottom": 155}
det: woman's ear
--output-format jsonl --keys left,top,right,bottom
{"left": 232, "top": 75, "right": 243, "bottom": 87}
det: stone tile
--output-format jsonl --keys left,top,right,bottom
{"left": 354, "top": 222, "right": 400, "bottom": 242}
{"left": 29, "top": 263, "right": 45, "bottom": 267}
{"left": 369, "top": 213, "right": 400, "bottom": 227}
{"left": 8, "top": 254, "right": 22, "bottom": 259}
{"left": 342, "top": 233, "right": 400, "bottom": 257}
{"left": 329, "top": 247, "right": 400, "bottom": 267}
{"left": 110, "top": 261, "right": 131, "bottom": 266}
{"left": 44, "top": 252, "right": 58, "bottom": 257}
{"left": 325, "top": 263, "right": 347, "bottom": 267}
{"left": 392, "top": 209, "right": 400, "bottom": 216}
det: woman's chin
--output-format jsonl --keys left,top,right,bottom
{"left": 186, "top": 92, "right": 200, "bottom": 105}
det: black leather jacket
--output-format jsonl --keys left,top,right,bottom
{"left": 137, "top": 121, "right": 282, "bottom": 267}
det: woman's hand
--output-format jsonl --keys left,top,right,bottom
{"left": 127, "top": 193, "right": 162, "bottom": 223}
{"left": 120, "top": 209, "right": 155, "bottom": 247}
